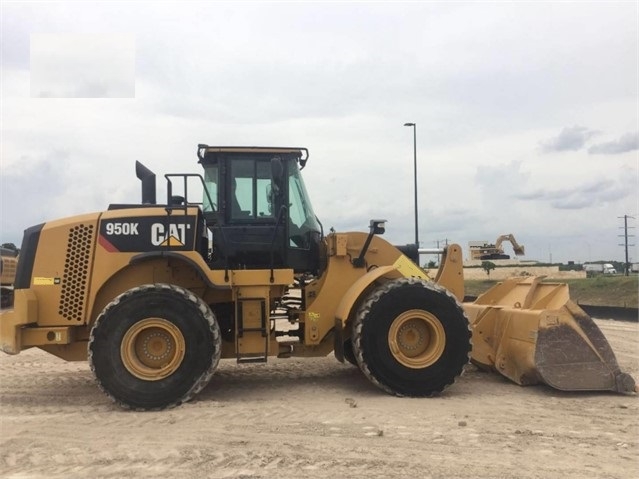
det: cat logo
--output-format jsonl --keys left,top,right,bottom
{"left": 151, "top": 223, "right": 191, "bottom": 247}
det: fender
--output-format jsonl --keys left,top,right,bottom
{"left": 332, "top": 265, "right": 397, "bottom": 363}
{"left": 334, "top": 265, "right": 398, "bottom": 327}
{"left": 334, "top": 250, "right": 438, "bottom": 327}
{"left": 130, "top": 250, "right": 219, "bottom": 288}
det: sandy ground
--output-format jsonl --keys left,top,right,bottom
{"left": 0, "top": 318, "right": 637, "bottom": 479}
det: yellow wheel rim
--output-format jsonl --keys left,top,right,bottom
{"left": 388, "top": 310, "right": 446, "bottom": 369}
{"left": 121, "top": 318, "right": 186, "bottom": 381}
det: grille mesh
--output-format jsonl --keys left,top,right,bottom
{"left": 58, "top": 224, "right": 94, "bottom": 321}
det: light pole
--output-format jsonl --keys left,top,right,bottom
{"left": 404, "top": 122, "right": 418, "bottom": 247}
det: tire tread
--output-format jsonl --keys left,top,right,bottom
{"left": 352, "top": 277, "right": 471, "bottom": 397}
{"left": 88, "top": 283, "right": 221, "bottom": 411}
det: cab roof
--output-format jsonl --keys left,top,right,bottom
{"left": 197, "top": 145, "right": 309, "bottom": 169}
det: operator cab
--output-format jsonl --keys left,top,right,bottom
{"left": 197, "top": 145, "right": 322, "bottom": 274}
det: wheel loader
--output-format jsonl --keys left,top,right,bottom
{"left": 0, "top": 145, "right": 635, "bottom": 410}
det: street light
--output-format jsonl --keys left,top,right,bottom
{"left": 404, "top": 122, "right": 418, "bottom": 247}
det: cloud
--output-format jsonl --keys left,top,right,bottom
{"left": 538, "top": 126, "right": 599, "bottom": 153}
{"left": 0, "top": 149, "right": 137, "bottom": 243}
{"left": 588, "top": 132, "right": 639, "bottom": 155}
{"left": 515, "top": 174, "right": 634, "bottom": 210}
{"left": 1, "top": 151, "right": 69, "bottom": 240}
{"left": 475, "top": 160, "right": 531, "bottom": 194}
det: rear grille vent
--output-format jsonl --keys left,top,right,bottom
{"left": 58, "top": 224, "right": 94, "bottom": 321}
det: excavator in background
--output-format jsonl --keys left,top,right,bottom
{"left": 479, "top": 234, "right": 525, "bottom": 260}
{"left": 0, "top": 145, "right": 634, "bottom": 410}
{"left": 0, "top": 246, "right": 18, "bottom": 309}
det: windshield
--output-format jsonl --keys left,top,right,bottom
{"left": 288, "top": 159, "right": 320, "bottom": 247}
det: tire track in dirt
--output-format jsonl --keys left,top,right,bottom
{"left": 6, "top": 423, "right": 627, "bottom": 479}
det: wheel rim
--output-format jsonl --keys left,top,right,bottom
{"left": 387, "top": 309, "right": 446, "bottom": 369}
{"left": 121, "top": 318, "right": 186, "bottom": 381}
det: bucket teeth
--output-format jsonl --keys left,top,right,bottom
{"left": 535, "top": 316, "right": 635, "bottom": 393}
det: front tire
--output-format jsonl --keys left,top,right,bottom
{"left": 89, "top": 284, "right": 221, "bottom": 410}
{"left": 352, "top": 277, "right": 471, "bottom": 397}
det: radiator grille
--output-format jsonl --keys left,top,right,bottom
{"left": 58, "top": 224, "right": 94, "bottom": 321}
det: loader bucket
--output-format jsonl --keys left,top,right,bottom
{"left": 463, "top": 277, "right": 636, "bottom": 393}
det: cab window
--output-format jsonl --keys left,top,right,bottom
{"left": 202, "top": 163, "right": 218, "bottom": 213}
{"left": 230, "top": 159, "right": 275, "bottom": 221}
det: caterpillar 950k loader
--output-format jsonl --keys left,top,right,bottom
{"left": 0, "top": 145, "right": 635, "bottom": 410}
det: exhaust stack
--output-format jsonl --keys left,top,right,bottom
{"left": 135, "top": 161, "right": 156, "bottom": 205}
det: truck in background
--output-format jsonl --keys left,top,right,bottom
{"left": 583, "top": 263, "right": 617, "bottom": 277}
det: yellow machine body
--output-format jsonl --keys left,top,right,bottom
{"left": 1, "top": 214, "right": 632, "bottom": 395}
{"left": 0, "top": 212, "right": 460, "bottom": 360}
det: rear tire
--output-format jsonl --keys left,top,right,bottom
{"left": 352, "top": 277, "right": 471, "bottom": 397}
{"left": 89, "top": 284, "right": 221, "bottom": 410}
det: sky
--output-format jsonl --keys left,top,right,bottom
{"left": 1, "top": 1, "right": 638, "bottom": 265}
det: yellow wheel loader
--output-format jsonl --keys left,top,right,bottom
{"left": 0, "top": 146, "right": 635, "bottom": 410}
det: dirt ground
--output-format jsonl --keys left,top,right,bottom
{"left": 0, "top": 318, "right": 637, "bottom": 479}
